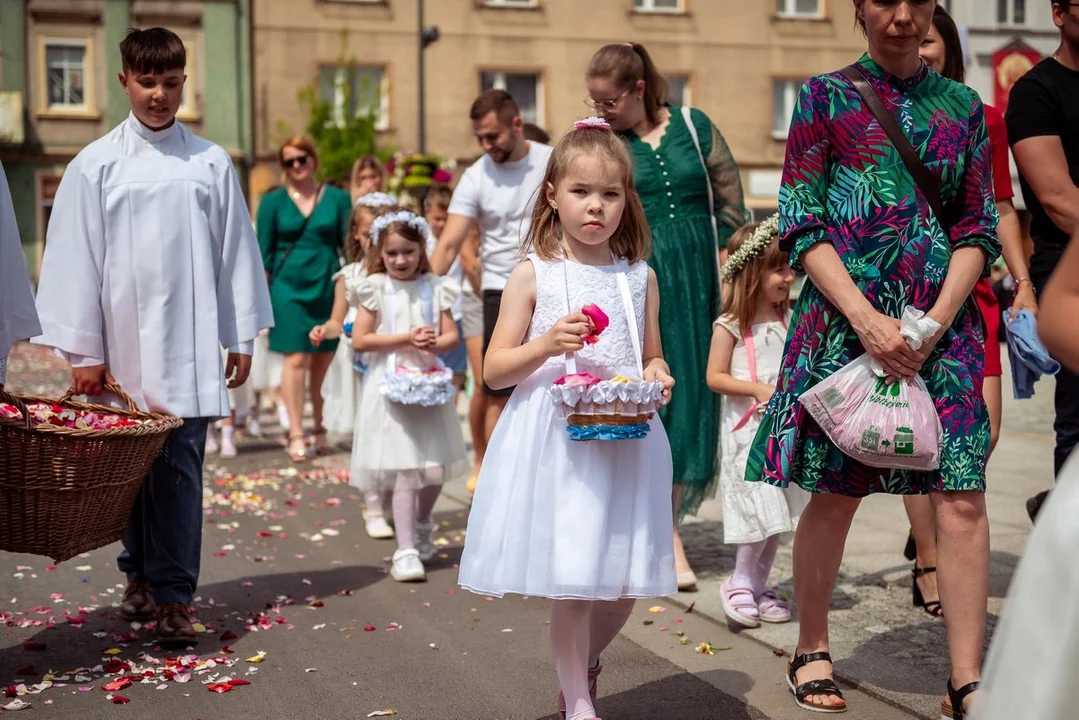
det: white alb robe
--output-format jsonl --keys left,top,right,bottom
{"left": 0, "top": 161, "right": 42, "bottom": 360}
{"left": 33, "top": 114, "right": 273, "bottom": 418}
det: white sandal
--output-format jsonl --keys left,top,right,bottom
{"left": 757, "top": 588, "right": 792, "bottom": 624}
{"left": 721, "top": 578, "right": 761, "bottom": 628}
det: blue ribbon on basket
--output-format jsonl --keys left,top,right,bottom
{"left": 566, "top": 423, "right": 651, "bottom": 442}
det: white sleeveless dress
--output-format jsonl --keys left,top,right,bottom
{"left": 458, "top": 255, "right": 677, "bottom": 601}
{"left": 321, "top": 263, "right": 366, "bottom": 435}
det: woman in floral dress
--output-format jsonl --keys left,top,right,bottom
{"left": 745, "top": 1, "right": 999, "bottom": 716}
{"left": 586, "top": 42, "right": 747, "bottom": 589}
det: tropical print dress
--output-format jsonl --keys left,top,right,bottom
{"left": 745, "top": 55, "right": 1000, "bottom": 497}
{"left": 620, "top": 107, "right": 748, "bottom": 519}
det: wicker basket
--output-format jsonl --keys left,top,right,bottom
{"left": 0, "top": 383, "right": 183, "bottom": 562}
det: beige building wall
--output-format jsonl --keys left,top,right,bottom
{"left": 253, "top": 0, "right": 867, "bottom": 212}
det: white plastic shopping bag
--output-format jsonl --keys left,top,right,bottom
{"left": 799, "top": 307, "right": 944, "bottom": 471}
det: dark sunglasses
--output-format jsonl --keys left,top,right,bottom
{"left": 283, "top": 155, "right": 309, "bottom": 169}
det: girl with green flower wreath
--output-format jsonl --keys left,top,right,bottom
{"left": 706, "top": 216, "right": 805, "bottom": 628}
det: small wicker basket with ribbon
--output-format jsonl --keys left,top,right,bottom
{"left": 548, "top": 259, "right": 664, "bottom": 441}
{"left": 0, "top": 383, "right": 182, "bottom": 562}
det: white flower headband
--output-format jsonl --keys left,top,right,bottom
{"left": 369, "top": 210, "right": 431, "bottom": 247}
{"left": 354, "top": 191, "right": 398, "bottom": 208}
{"left": 720, "top": 214, "right": 781, "bottom": 282}
{"left": 575, "top": 116, "right": 611, "bottom": 131}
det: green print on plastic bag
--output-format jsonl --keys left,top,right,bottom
{"left": 869, "top": 378, "right": 910, "bottom": 410}
{"left": 894, "top": 426, "right": 915, "bottom": 455}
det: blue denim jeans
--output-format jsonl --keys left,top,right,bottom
{"left": 117, "top": 417, "right": 209, "bottom": 606}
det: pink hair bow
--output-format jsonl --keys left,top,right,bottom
{"left": 574, "top": 117, "right": 611, "bottom": 131}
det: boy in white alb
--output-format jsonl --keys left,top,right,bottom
{"left": 33, "top": 28, "right": 273, "bottom": 646}
{"left": 429, "top": 90, "right": 552, "bottom": 462}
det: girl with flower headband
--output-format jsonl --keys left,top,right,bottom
{"left": 459, "top": 117, "right": 675, "bottom": 720}
{"left": 705, "top": 215, "right": 805, "bottom": 629}
{"left": 350, "top": 209, "right": 466, "bottom": 582}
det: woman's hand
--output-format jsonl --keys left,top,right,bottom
{"left": 852, "top": 310, "right": 922, "bottom": 379}
{"left": 644, "top": 360, "right": 675, "bottom": 404}
{"left": 410, "top": 326, "right": 436, "bottom": 350}
{"left": 753, "top": 383, "right": 775, "bottom": 406}
{"left": 1010, "top": 281, "right": 1039, "bottom": 318}
{"left": 543, "top": 312, "right": 590, "bottom": 356}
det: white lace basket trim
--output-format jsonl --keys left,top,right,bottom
{"left": 379, "top": 366, "right": 457, "bottom": 407}
{"left": 549, "top": 380, "right": 665, "bottom": 412}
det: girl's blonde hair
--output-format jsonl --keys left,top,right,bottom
{"left": 349, "top": 155, "right": 386, "bottom": 202}
{"left": 348, "top": 203, "right": 398, "bottom": 263}
{"left": 522, "top": 126, "right": 651, "bottom": 264}
{"left": 721, "top": 222, "right": 789, "bottom": 334}
{"left": 364, "top": 219, "right": 432, "bottom": 277}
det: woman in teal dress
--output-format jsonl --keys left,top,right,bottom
{"left": 587, "top": 42, "right": 748, "bottom": 589}
{"left": 257, "top": 137, "right": 352, "bottom": 462}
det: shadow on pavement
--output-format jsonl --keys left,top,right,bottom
{"left": 535, "top": 669, "right": 767, "bottom": 720}
{"left": 0, "top": 564, "right": 382, "bottom": 684}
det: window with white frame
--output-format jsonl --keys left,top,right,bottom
{"left": 480, "top": 70, "right": 543, "bottom": 125}
{"left": 776, "top": 0, "right": 821, "bottom": 18}
{"left": 319, "top": 65, "right": 389, "bottom": 130}
{"left": 998, "top": 0, "right": 1027, "bottom": 25}
{"left": 634, "top": 0, "right": 683, "bottom": 12}
{"left": 666, "top": 75, "right": 691, "bottom": 107}
{"left": 45, "top": 40, "right": 87, "bottom": 109}
{"left": 772, "top": 79, "right": 801, "bottom": 138}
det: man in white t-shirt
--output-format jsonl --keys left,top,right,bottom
{"left": 431, "top": 90, "right": 552, "bottom": 458}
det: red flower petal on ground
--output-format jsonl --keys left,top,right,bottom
{"left": 226, "top": 679, "right": 250, "bottom": 687}
{"left": 364, "top": 625, "right": 376, "bottom": 632}
{"left": 219, "top": 630, "right": 238, "bottom": 641}
{"left": 103, "top": 678, "right": 132, "bottom": 692}
{"left": 112, "top": 695, "right": 130, "bottom": 704}
{"left": 208, "top": 683, "right": 232, "bottom": 694}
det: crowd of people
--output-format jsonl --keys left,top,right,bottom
{"left": 2, "top": 1, "right": 1079, "bottom": 718}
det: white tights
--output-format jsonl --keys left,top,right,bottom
{"left": 731, "top": 534, "right": 781, "bottom": 595}
{"left": 549, "top": 599, "right": 635, "bottom": 720}
{"left": 381, "top": 470, "right": 442, "bottom": 551}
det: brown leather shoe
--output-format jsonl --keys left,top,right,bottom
{"left": 119, "top": 581, "right": 157, "bottom": 621}
{"left": 156, "top": 603, "right": 199, "bottom": 648}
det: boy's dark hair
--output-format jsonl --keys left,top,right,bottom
{"left": 120, "top": 27, "right": 186, "bottom": 74}
{"left": 469, "top": 90, "right": 519, "bottom": 125}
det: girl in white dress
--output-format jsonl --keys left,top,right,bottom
{"left": 312, "top": 197, "right": 400, "bottom": 539}
{"left": 706, "top": 216, "right": 805, "bottom": 628}
{"left": 351, "top": 210, "right": 466, "bottom": 582}
{"left": 458, "top": 119, "right": 676, "bottom": 720}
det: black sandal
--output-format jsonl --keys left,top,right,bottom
{"left": 912, "top": 566, "right": 944, "bottom": 618}
{"left": 940, "top": 679, "right": 979, "bottom": 720}
{"left": 786, "top": 651, "right": 847, "bottom": 714}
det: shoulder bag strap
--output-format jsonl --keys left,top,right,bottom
{"left": 269, "top": 185, "right": 327, "bottom": 286}
{"left": 838, "top": 66, "right": 947, "bottom": 224}
{"left": 681, "top": 106, "right": 725, "bottom": 303}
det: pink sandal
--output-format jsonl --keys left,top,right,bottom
{"left": 721, "top": 578, "right": 761, "bottom": 628}
{"left": 558, "top": 661, "right": 602, "bottom": 719}
{"left": 756, "top": 588, "right": 792, "bottom": 624}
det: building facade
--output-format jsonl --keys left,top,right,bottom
{"left": 251, "top": 0, "right": 868, "bottom": 217}
{"left": 0, "top": 0, "right": 253, "bottom": 276}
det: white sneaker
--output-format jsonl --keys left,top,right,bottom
{"left": 205, "top": 430, "right": 219, "bottom": 455}
{"left": 364, "top": 511, "right": 395, "bottom": 540}
{"left": 220, "top": 435, "right": 238, "bottom": 458}
{"left": 245, "top": 416, "right": 263, "bottom": 438}
{"left": 390, "top": 548, "right": 425, "bottom": 582}
{"left": 415, "top": 521, "right": 437, "bottom": 562}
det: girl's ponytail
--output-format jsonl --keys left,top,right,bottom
{"left": 587, "top": 43, "right": 669, "bottom": 126}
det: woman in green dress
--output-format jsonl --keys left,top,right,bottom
{"left": 257, "top": 137, "right": 352, "bottom": 462}
{"left": 587, "top": 43, "right": 748, "bottom": 589}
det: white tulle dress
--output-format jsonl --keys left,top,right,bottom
{"left": 458, "top": 255, "right": 676, "bottom": 601}
{"left": 321, "top": 263, "right": 366, "bottom": 435}
{"left": 348, "top": 272, "right": 467, "bottom": 492}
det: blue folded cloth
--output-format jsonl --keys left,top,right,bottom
{"left": 1004, "top": 309, "right": 1060, "bottom": 400}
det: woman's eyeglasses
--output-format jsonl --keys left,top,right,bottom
{"left": 585, "top": 88, "right": 631, "bottom": 112}
{"left": 283, "top": 155, "right": 309, "bottom": 169}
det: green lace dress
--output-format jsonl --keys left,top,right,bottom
{"left": 619, "top": 107, "right": 748, "bottom": 519}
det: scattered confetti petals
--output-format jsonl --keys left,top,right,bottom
{"left": 648, "top": 606, "right": 666, "bottom": 614}
{"left": 2, "top": 699, "right": 32, "bottom": 711}
{"left": 246, "top": 652, "right": 266, "bottom": 663}
{"left": 366, "top": 710, "right": 397, "bottom": 717}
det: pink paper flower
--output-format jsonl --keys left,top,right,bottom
{"left": 581, "top": 304, "right": 609, "bottom": 345}
{"left": 575, "top": 117, "right": 611, "bottom": 131}
{"left": 433, "top": 169, "right": 453, "bottom": 183}
{"left": 553, "top": 373, "right": 602, "bottom": 388}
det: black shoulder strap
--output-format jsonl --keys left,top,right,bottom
{"left": 838, "top": 65, "right": 947, "bottom": 225}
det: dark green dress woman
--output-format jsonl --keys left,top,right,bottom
{"left": 256, "top": 185, "right": 352, "bottom": 354}
{"left": 619, "top": 106, "right": 748, "bottom": 519}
